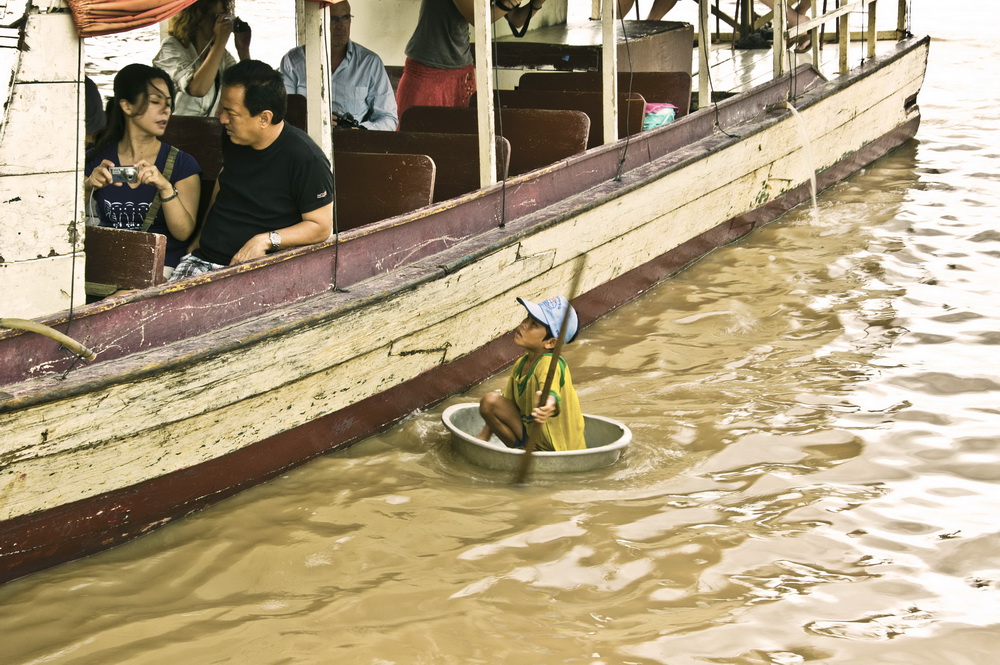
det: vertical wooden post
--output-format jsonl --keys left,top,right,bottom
{"left": 295, "top": 0, "right": 306, "bottom": 44}
{"left": 810, "top": 0, "right": 818, "bottom": 59}
{"left": 602, "top": 0, "right": 618, "bottom": 145}
{"left": 698, "top": 0, "right": 712, "bottom": 108}
{"left": 867, "top": 0, "right": 877, "bottom": 59}
{"left": 473, "top": 0, "right": 497, "bottom": 188}
{"left": 302, "top": 0, "right": 332, "bottom": 158}
{"left": 897, "top": 0, "right": 907, "bottom": 37}
{"left": 773, "top": 0, "right": 785, "bottom": 78}
{"left": 838, "top": 1, "right": 849, "bottom": 74}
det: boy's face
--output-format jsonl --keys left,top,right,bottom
{"left": 513, "top": 315, "right": 555, "bottom": 352}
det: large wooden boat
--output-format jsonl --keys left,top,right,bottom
{"left": 0, "top": 0, "right": 928, "bottom": 584}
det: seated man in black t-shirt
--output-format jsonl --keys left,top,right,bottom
{"left": 170, "top": 60, "right": 334, "bottom": 280}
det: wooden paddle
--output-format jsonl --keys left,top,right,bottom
{"left": 514, "top": 264, "right": 584, "bottom": 485}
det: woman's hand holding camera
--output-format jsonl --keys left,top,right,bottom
{"left": 131, "top": 159, "right": 173, "bottom": 198}
{"left": 213, "top": 12, "right": 235, "bottom": 44}
{"left": 85, "top": 159, "right": 121, "bottom": 190}
{"left": 214, "top": 13, "right": 251, "bottom": 58}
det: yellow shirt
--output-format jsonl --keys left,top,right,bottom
{"left": 502, "top": 353, "right": 585, "bottom": 451}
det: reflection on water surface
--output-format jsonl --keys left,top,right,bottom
{"left": 4, "top": 2, "right": 1000, "bottom": 664}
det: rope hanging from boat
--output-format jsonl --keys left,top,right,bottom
{"left": 61, "top": 38, "right": 87, "bottom": 377}
{"left": 0, "top": 319, "right": 96, "bottom": 363}
{"left": 699, "top": 3, "right": 738, "bottom": 139}
{"left": 322, "top": 17, "right": 346, "bottom": 294}
{"left": 613, "top": 6, "right": 637, "bottom": 182}
{"left": 491, "top": 14, "right": 510, "bottom": 229}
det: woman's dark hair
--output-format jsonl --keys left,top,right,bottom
{"left": 92, "top": 64, "right": 176, "bottom": 152}
{"left": 222, "top": 60, "right": 287, "bottom": 124}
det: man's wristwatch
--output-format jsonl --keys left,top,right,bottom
{"left": 268, "top": 230, "right": 281, "bottom": 252}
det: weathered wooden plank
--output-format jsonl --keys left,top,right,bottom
{"left": 0, "top": 81, "right": 80, "bottom": 176}
{"left": 0, "top": 254, "right": 84, "bottom": 320}
{"left": 17, "top": 12, "right": 80, "bottom": 83}
{"left": 0, "top": 172, "right": 80, "bottom": 262}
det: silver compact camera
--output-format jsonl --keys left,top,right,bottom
{"left": 110, "top": 166, "right": 138, "bottom": 183}
{"left": 222, "top": 14, "right": 250, "bottom": 32}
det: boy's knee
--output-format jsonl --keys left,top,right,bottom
{"left": 479, "top": 390, "right": 501, "bottom": 415}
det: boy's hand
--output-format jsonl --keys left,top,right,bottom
{"left": 530, "top": 392, "right": 557, "bottom": 424}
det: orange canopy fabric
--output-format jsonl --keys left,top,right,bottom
{"left": 67, "top": 0, "right": 332, "bottom": 38}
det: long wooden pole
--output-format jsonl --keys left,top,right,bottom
{"left": 513, "top": 263, "right": 585, "bottom": 485}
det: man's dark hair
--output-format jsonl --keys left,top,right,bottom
{"left": 222, "top": 60, "right": 287, "bottom": 124}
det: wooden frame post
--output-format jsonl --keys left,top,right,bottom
{"left": 474, "top": 0, "right": 498, "bottom": 188}
{"left": 867, "top": 0, "right": 877, "bottom": 59}
{"left": 601, "top": 0, "right": 619, "bottom": 145}
{"left": 301, "top": 0, "right": 332, "bottom": 158}
{"left": 772, "top": 0, "right": 786, "bottom": 77}
{"left": 839, "top": 1, "right": 850, "bottom": 74}
{"left": 699, "top": 0, "right": 712, "bottom": 104}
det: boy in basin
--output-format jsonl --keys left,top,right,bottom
{"left": 478, "top": 296, "right": 586, "bottom": 451}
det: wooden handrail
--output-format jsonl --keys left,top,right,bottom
{"left": 787, "top": 0, "right": 877, "bottom": 39}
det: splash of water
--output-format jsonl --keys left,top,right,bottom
{"left": 784, "top": 101, "right": 820, "bottom": 222}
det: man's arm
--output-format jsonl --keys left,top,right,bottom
{"left": 363, "top": 62, "right": 399, "bottom": 131}
{"left": 229, "top": 202, "right": 333, "bottom": 265}
{"left": 278, "top": 48, "right": 305, "bottom": 96}
{"left": 451, "top": 0, "right": 546, "bottom": 26}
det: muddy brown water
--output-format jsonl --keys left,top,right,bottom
{"left": 4, "top": 2, "right": 999, "bottom": 663}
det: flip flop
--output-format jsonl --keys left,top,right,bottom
{"left": 792, "top": 32, "right": 812, "bottom": 53}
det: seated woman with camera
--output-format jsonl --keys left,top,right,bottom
{"left": 153, "top": 0, "right": 251, "bottom": 116}
{"left": 84, "top": 64, "right": 202, "bottom": 278}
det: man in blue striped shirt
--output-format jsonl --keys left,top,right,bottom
{"left": 278, "top": 1, "right": 398, "bottom": 131}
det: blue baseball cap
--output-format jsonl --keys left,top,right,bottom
{"left": 517, "top": 296, "right": 579, "bottom": 343}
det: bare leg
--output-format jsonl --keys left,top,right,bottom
{"left": 759, "top": 0, "right": 811, "bottom": 49}
{"left": 478, "top": 391, "right": 527, "bottom": 447}
{"left": 617, "top": 0, "right": 637, "bottom": 18}
{"left": 760, "top": 0, "right": 810, "bottom": 28}
{"left": 646, "top": 0, "right": 678, "bottom": 20}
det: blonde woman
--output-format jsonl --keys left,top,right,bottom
{"left": 153, "top": 0, "right": 251, "bottom": 116}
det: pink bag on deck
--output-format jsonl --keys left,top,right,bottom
{"left": 643, "top": 102, "right": 678, "bottom": 131}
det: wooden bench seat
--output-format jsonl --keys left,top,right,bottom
{"left": 398, "top": 107, "right": 590, "bottom": 177}
{"left": 517, "top": 71, "right": 693, "bottom": 118}
{"left": 286, "top": 94, "right": 307, "bottom": 131}
{"left": 159, "top": 115, "right": 224, "bottom": 226}
{"left": 333, "top": 152, "right": 436, "bottom": 231}
{"left": 477, "top": 90, "right": 647, "bottom": 150}
{"left": 85, "top": 226, "right": 166, "bottom": 298}
{"left": 162, "top": 117, "right": 435, "bottom": 233}
{"left": 333, "top": 130, "right": 509, "bottom": 201}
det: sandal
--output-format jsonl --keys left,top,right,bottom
{"left": 792, "top": 32, "right": 811, "bottom": 53}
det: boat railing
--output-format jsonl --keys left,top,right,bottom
{"left": 773, "top": 0, "right": 883, "bottom": 77}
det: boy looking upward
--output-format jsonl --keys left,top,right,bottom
{"left": 478, "top": 296, "right": 586, "bottom": 451}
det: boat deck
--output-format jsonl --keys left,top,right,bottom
{"left": 555, "top": 1, "right": 906, "bottom": 95}
{"left": 704, "top": 35, "right": 904, "bottom": 93}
